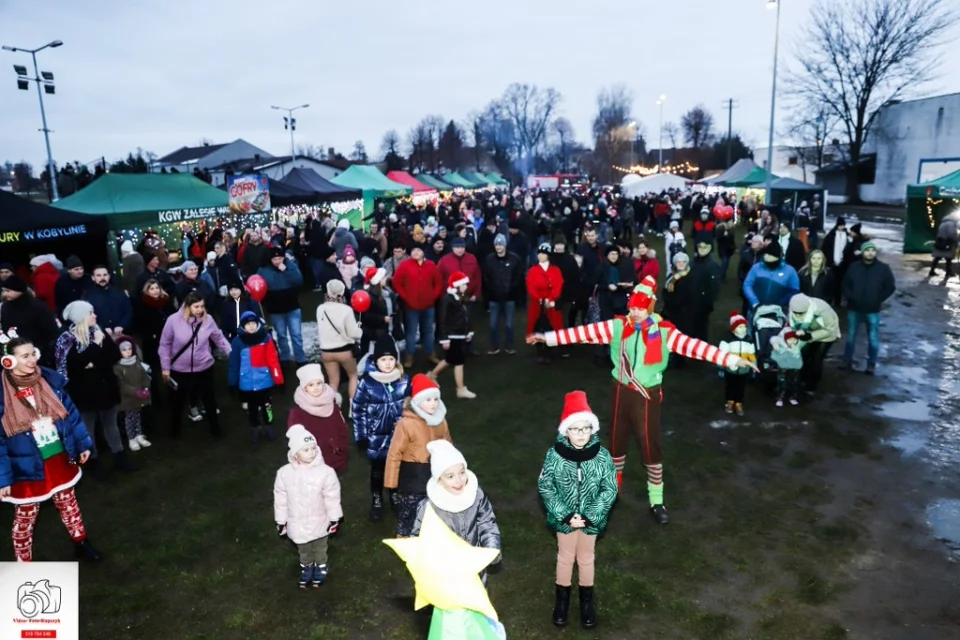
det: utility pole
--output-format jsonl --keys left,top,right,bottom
{"left": 271, "top": 104, "right": 309, "bottom": 174}
{"left": 724, "top": 98, "right": 739, "bottom": 166}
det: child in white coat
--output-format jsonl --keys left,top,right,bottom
{"left": 274, "top": 425, "right": 343, "bottom": 589}
{"left": 665, "top": 221, "right": 686, "bottom": 277}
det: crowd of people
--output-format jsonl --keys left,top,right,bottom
{"left": 0, "top": 182, "right": 899, "bottom": 630}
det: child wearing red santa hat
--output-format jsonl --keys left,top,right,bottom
{"left": 428, "top": 271, "right": 476, "bottom": 399}
{"left": 718, "top": 312, "right": 757, "bottom": 416}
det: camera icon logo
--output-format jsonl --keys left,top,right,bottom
{"left": 17, "top": 580, "right": 61, "bottom": 619}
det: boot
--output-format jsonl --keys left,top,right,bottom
{"left": 724, "top": 400, "right": 734, "bottom": 414}
{"left": 552, "top": 585, "right": 571, "bottom": 627}
{"left": 456, "top": 387, "right": 477, "bottom": 399}
{"left": 298, "top": 563, "right": 312, "bottom": 589}
{"left": 312, "top": 563, "right": 328, "bottom": 587}
{"left": 74, "top": 539, "right": 102, "bottom": 562}
{"left": 579, "top": 586, "right": 597, "bottom": 629}
{"left": 734, "top": 402, "right": 745, "bottom": 417}
{"left": 650, "top": 504, "right": 669, "bottom": 524}
{"left": 113, "top": 450, "right": 138, "bottom": 473}
{"left": 403, "top": 355, "right": 414, "bottom": 368}
{"left": 369, "top": 493, "right": 383, "bottom": 522}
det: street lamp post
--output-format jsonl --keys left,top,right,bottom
{"left": 764, "top": 0, "right": 782, "bottom": 200}
{"left": 271, "top": 104, "right": 309, "bottom": 172}
{"left": 628, "top": 121, "right": 637, "bottom": 170}
{"left": 656, "top": 95, "right": 667, "bottom": 172}
{"left": 2, "top": 40, "right": 63, "bottom": 201}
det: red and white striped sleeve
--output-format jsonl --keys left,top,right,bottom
{"left": 665, "top": 326, "right": 737, "bottom": 368}
{"left": 544, "top": 320, "right": 616, "bottom": 347}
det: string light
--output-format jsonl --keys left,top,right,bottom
{"left": 118, "top": 212, "right": 273, "bottom": 249}
{"left": 926, "top": 197, "right": 942, "bottom": 229}
{"left": 613, "top": 161, "right": 699, "bottom": 176}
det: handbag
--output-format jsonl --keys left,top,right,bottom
{"left": 586, "top": 287, "right": 601, "bottom": 324}
{"left": 322, "top": 309, "right": 362, "bottom": 360}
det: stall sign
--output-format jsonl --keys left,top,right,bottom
{"left": 0, "top": 224, "right": 89, "bottom": 243}
{"left": 157, "top": 206, "right": 231, "bottom": 224}
{"left": 228, "top": 174, "right": 271, "bottom": 215}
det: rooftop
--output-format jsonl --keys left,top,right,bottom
{"left": 156, "top": 142, "right": 228, "bottom": 165}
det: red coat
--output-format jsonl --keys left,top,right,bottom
{"left": 287, "top": 405, "right": 349, "bottom": 473}
{"left": 526, "top": 263, "right": 564, "bottom": 334}
{"left": 437, "top": 252, "right": 482, "bottom": 300}
{"left": 393, "top": 258, "right": 443, "bottom": 311}
{"left": 32, "top": 262, "right": 60, "bottom": 313}
{"left": 634, "top": 256, "right": 660, "bottom": 285}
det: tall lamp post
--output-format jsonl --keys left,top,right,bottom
{"left": 628, "top": 121, "right": 637, "bottom": 170}
{"left": 2, "top": 40, "right": 63, "bottom": 201}
{"left": 656, "top": 95, "right": 667, "bottom": 172}
{"left": 764, "top": 0, "right": 782, "bottom": 200}
{"left": 271, "top": 104, "right": 309, "bottom": 171}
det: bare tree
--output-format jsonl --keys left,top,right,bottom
{"left": 551, "top": 117, "right": 576, "bottom": 173}
{"left": 407, "top": 123, "right": 431, "bottom": 173}
{"left": 477, "top": 100, "right": 516, "bottom": 175}
{"left": 465, "top": 110, "right": 485, "bottom": 170}
{"left": 681, "top": 105, "right": 716, "bottom": 148}
{"left": 787, "top": 0, "right": 957, "bottom": 201}
{"left": 781, "top": 105, "right": 838, "bottom": 181}
{"left": 500, "top": 83, "right": 561, "bottom": 176}
{"left": 591, "top": 85, "right": 635, "bottom": 183}
{"left": 380, "top": 130, "right": 404, "bottom": 171}
{"left": 295, "top": 143, "right": 323, "bottom": 159}
{"left": 351, "top": 140, "right": 368, "bottom": 163}
{"left": 663, "top": 122, "right": 679, "bottom": 149}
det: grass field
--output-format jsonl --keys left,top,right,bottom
{"left": 20, "top": 251, "right": 884, "bottom": 640}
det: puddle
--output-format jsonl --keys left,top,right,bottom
{"left": 927, "top": 499, "right": 960, "bottom": 556}
{"left": 883, "top": 425, "right": 928, "bottom": 456}
{"left": 915, "top": 340, "right": 939, "bottom": 356}
{"left": 883, "top": 366, "right": 929, "bottom": 387}
{"left": 879, "top": 400, "right": 933, "bottom": 422}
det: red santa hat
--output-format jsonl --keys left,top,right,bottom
{"left": 447, "top": 271, "right": 469, "bottom": 293}
{"left": 782, "top": 328, "right": 798, "bottom": 342}
{"left": 410, "top": 373, "right": 441, "bottom": 405}
{"left": 628, "top": 275, "right": 657, "bottom": 311}
{"left": 364, "top": 266, "right": 386, "bottom": 288}
{"left": 557, "top": 390, "right": 600, "bottom": 436}
{"left": 729, "top": 311, "right": 748, "bottom": 333}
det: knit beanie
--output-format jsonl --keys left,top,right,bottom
{"left": 120, "top": 240, "right": 134, "bottom": 254}
{"left": 62, "top": 300, "right": 94, "bottom": 326}
{"left": 729, "top": 311, "right": 748, "bottom": 333}
{"left": 65, "top": 255, "right": 83, "bottom": 270}
{"left": 427, "top": 440, "right": 467, "bottom": 481}
{"left": 180, "top": 260, "right": 197, "bottom": 273}
{"left": 326, "top": 279, "right": 346, "bottom": 297}
{"left": 789, "top": 293, "right": 811, "bottom": 315}
{"left": 672, "top": 252, "right": 690, "bottom": 266}
{"left": 1, "top": 275, "right": 27, "bottom": 293}
{"left": 287, "top": 424, "right": 317, "bottom": 457}
{"left": 337, "top": 218, "right": 350, "bottom": 229}
{"left": 451, "top": 237, "right": 466, "bottom": 248}
{"left": 206, "top": 251, "right": 217, "bottom": 262}
{"left": 372, "top": 335, "right": 399, "bottom": 362}
{"left": 115, "top": 334, "right": 135, "bottom": 351}
{"left": 296, "top": 363, "right": 325, "bottom": 387}
{"left": 782, "top": 328, "right": 798, "bottom": 342}
{"left": 762, "top": 242, "right": 783, "bottom": 259}
{"left": 860, "top": 240, "right": 877, "bottom": 252}
{"left": 494, "top": 233, "right": 507, "bottom": 247}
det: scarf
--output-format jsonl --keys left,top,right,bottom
{"left": 2, "top": 369, "right": 69, "bottom": 437}
{"left": 141, "top": 292, "right": 170, "bottom": 309}
{"left": 426, "top": 470, "right": 480, "bottom": 514}
{"left": 294, "top": 385, "right": 338, "bottom": 418}
{"left": 53, "top": 325, "right": 96, "bottom": 379}
{"left": 369, "top": 368, "right": 402, "bottom": 384}
{"left": 411, "top": 399, "right": 447, "bottom": 426}
{"left": 119, "top": 356, "right": 138, "bottom": 366}
{"left": 665, "top": 268, "right": 688, "bottom": 293}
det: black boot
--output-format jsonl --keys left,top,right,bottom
{"left": 552, "top": 584, "right": 571, "bottom": 627}
{"left": 113, "top": 450, "right": 138, "bottom": 473}
{"left": 650, "top": 504, "right": 669, "bottom": 524}
{"left": 74, "top": 539, "right": 102, "bottom": 562}
{"left": 369, "top": 493, "right": 383, "bottom": 523}
{"left": 579, "top": 586, "right": 597, "bottom": 629}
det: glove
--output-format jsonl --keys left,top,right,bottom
{"left": 276, "top": 523, "right": 287, "bottom": 537}
{"left": 355, "top": 438, "right": 369, "bottom": 453}
{"left": 327, "top": 520, "right": 339, "bottom": 534}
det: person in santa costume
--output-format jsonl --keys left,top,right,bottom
{"left": 429, "top": 271, "right": 477, "bottom": 399}
{"left": 526, "top": 243, "right": 565, "bottom": 364}
{"left": 0, "top": 330, "right": 101, "bottom": 562}
{"left": 528, "top": 276, "right": 758, "bottom": 524}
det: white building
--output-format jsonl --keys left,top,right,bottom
{"left": 207, "top": 156, "right": 346, "bottom": 187}
{"left": 152, "top": 139, "right": 274, "bottom": 173}
{"left": 755, "top": 145, "right": 844, "bottom": 184}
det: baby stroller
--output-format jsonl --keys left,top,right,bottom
{"left": 753, "top": 304, "right": 788, "bottom": 374}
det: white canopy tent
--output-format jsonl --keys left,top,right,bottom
{"left": 623, "top": 172, "right": 689, "bottom": 198}
{"left": 621, "top": 173, "right": 643, "bottom": 187}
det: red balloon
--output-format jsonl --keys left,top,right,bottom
{"left": 351, "top": 289, "right": 371, "bottom": 313}
{"left": 246, "top": 275, "right": 268, "bottom": 303}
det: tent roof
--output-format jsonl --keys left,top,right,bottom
{"left": 722, "top": 165, "right": 779, "bottom": 187}
{"left": 416, "top": 174, "right": 456, "bottom": 190}
{"left": 385, "top": 171, "right": 437, "bottom": 194}
{"left": 278, "top": 168, "right": 363, "bottom": 201}
{"left": 703, "top": 158, "right": 760, "bottom": 185}
{"left": 485, "top": 172, "right": 509, "bottom": 186}
{"left": 440, "top": 172, "right": 476, "bottom": 188}
{"left": 52, "top": 173, "right": 229, "bottom": 228}
{"left": 0, "top": 190, "right": 108, "bottom": 241}
{"left": 623, "top": 173, "right": 689, "bottom": 197}
{"left": 749, "top": 176, "right": 823, "bottom": 191}
{"left": 460, "top": 171, "right": 494, "bottom": 187}
{"left": 329, "top": 165, "right": 412, "bottom": 196}
{"left": 907, "top": 168, "right": 960, "bottom": 198}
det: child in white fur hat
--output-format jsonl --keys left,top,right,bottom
{"left": 274, "top": 425, "right": 343, "bottom": 589}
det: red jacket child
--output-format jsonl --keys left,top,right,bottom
{"left": 526, "top": 258, "right": 565, "bottom": 335}
{"left": 393, "top": 252, "right": 444, "bottom": 311}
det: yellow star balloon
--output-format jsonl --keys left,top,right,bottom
{"left": 383, "top": 504, "right": 500, "bottom": 621}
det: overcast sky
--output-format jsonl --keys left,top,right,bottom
{"left": 2, "top": 0, "right": 959, "bottom": 171}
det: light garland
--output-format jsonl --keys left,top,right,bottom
{"left": 119, "top": 212, "right": 273, "bottom": 249}
{"left": 613, "top": 161, "right": 699, "bottom": 177}
{"left": 925, "top": 197, "right": 960, "bottom": 230}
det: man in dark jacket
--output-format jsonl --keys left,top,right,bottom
{"left": 506, "top": 221, "right": 530, "bottom": 269}
{"left": 689, "top": 241, "right": 721, "bottom": 342}
{"left": 240, "top": 232, "right": 272, "bottom": 278}
{"left": 841, "top": 240, "right": 895, "bottom": 374}
{"left": 0, "top": 276, "right": 61, "bottom": 368}
{"left": 481, "top": 234, "right": 523, "bottom": 354}
{"left": 54, "top": 255, "right": 92, "bottom": 316}
{"left": 135, "top": 253, "right": 176, "bottom": 299}
{"left": 85, "top": 266, "right": 133, "bottom": 336}
{"left": 257, "top": 247, "right": 306, "bottom": 366}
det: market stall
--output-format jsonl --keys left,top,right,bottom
{"left": 277, "top": 168, "right": 364, "bottom": 227}
{"left": 622, "top": 172, "right": 689, "bottom": 197}
{"left": 0, "top": 190, "right": 110, "bottom": 267}
{"left": 904, "top": 168, "right": 960, "bottom": 253}
{"left": 329, "top": 166, "right": 413, "bottom": 229}
{"left": 460, "top": 170, "right": 495, "bottom": 189}
{"left": 417, "top": 174, "right": 457, "bottom": 192}
{"left": 485, "top": 172, "right": 510, "bottom": 188}
{"left": 748, "top": 176, "right": 827, "bottom": 231}
{"left": 440, "top": 172, "right": 477, "bottom": 189}
{"left": 386, "top": 171, "right": 439, "bottom": 207}
{"left": 701, "top": 158, "right": 760, "bottom": 186}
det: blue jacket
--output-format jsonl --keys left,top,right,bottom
{"left": 743, "top": 260, "right": 800, "bottom": 309}
{"left": 227, "top": 322, "right": 284, "bottom": 392}
{"left": 0, "top": 368, "right": 94, "bottom": 487}
{"left": 84, "top": 284, "right": 133, "bottom": 330}
{"left": 257, "top": 259, "right": 303, "bottom": 314}
{"left": 351, "top": 360, "right": 410, "bottom": 460}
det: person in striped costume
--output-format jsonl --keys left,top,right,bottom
{"left": 527, "top": 276, "right": 758, "bottom": 524}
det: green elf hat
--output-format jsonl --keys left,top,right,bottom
{"left": 628, "top": 276, "right": 657, "bottom": 310}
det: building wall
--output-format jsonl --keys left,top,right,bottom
{"left": 259, "top": 158, "right": 342, "bottom": 182}
{"left": 860, "top": 93, "right": 960, "bottom": 204}
{"left": 756, "top": 145, "right": 844, "bottom": 184}
{"left": 197, "top": 140, "right": 274, "bottom": 171}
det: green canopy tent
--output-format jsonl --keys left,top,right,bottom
{"left": 904, "top": 169, "right": 960, "bottom": 253}
{"left": 460, "top": 171, "right": 494, "bottom": 188}
{"left": 417, "top": 174, "right": 456, "bottom": 191}
{"left": 721, "top": 166, "right": 780, "bottom": 188}
{"left": 330, "top": 166, "right": 413, "bottom": 229}
{"left": 440, "top": 172, "right": 477, "bottom": 189}
{"left": 485, "top": 172, "right": 509, "bottom": 187}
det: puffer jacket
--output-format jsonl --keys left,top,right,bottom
{"left": 113, "top": 360, "right": 152, "bottom": 412}
{"left": 273, "top": 448, "right": 343, "bottom": 544}
{"left": 537, "top": 434, "right": 618, "bottom": 536}
{"left": 0, "top": 368, "right": 94, "bottom": 487}
{"left": 743, "top": 260, "right": 800, "bottom": 309}
{"left": 789, "top": 295, "right": 841, "bottom": 344}
{"left": 227, "top": 319, "right": 284, "bottom": 392}
{"left": 384, "top": 407, "right": 452, "bottom": 493}
{"left": 411, "top": 470, "right": 501, "bottom": 555}
{"left": 770, "top": 329, "right": 804, "bottom": 370}
{"left": 351, "top": 360, "right": 410, "bottom": 461}
{"left": 437, "top": 292, "right": 471, "bottom": 343}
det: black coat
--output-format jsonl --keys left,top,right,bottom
{"left": 437, "top": 293, "right": 470, "bottom": 340}
{"left": 663, "top": 272, "right": 696, "bottom": 336}
{"left": 843, "top": 259, "right": 896, "bottom": 313}
{"left": 782, "top": 237, "right": 807, "bottom": 272}
{"left": 133, "top": 293, "right": 175, "bottom": 361}
{"left": 552, "top": 252, "right": 581, "bottom": 303}
{"left": 54, "top": 273, "right": 93, "bottom": 316}
{"left": 481, "top": 251, "right": 524, "bottom": 302}
{"left": 689, "top": 254, "right": 721, "bottom": 314}
{"left": 65, "top": 334, "right": 122, "bottom": 412}
{"left": 799, "top": 269, "right": 836, "bottom": 303}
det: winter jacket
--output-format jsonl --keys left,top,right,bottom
{"left": 743, "top": 260, "right": 800, "bottom": 309}
{"left": 273, "top": 449, "right": 343, "bottom": 545}
{"left": 842, "top": 259, "right": 896, "bottom": 314}
{"left": 114, "top": 360, "right": 152, "bottom": 412}
{"left": 0, "top": 368, "right": 94, "bottom": 488}
{"left": 0, "top": 294, "right": 61, "bottom": 367}
{"left": 438, "top": 292, "right": 472, "bottom": 343}
{"left": 552, "top": 252, "right": 580, "bottom": 303}
{"left": 538, "top": 434, "right": 618, "bottom": 535}
{"left": 64, "top": 334, "right": 122, "bottom": 412}
{"left": 54, "top": 274, "right": 93, "bottom": 316}
{"left": 718, "top": 334, "right": 757, "bottom": 375}
{"left": 437, "top": 252, "right": 482, "bottom": 300}
{"left": 213, "top": 253, "right": 239, "bottom": 291}
{"left": 330, "top": 228, "right": 359, "bottom": 260}
{"left": 393, "top": 258, "right": 443, "bottom": 311}
{"left": 933, "top": 219, "right": 959, "bottom": 259}
{"left": 525, "top": 263, "right": 565, "bottom": 335}
{"left": 789, "top": 296, "right": 840, "bottom": 343}
{"left": 84, "top": 284, "right": 133, "bottom": 331}
{"left": 384, "top": 408, "right": 452, "bottom": 493}
{"left": 135, "top": 267, "right": 176, "bottom": 300}
{"left": 133, "top": 293, "right": 175, "bottom": 361}
{"left": 799, "top": 268, "right": 836, "bottom": 303}
{"left": 227, "top": 322, "right": 284, "bottom": 392}
{"left": 689, "top": 253, "right": 721, "bottom": 314}
{"left": 257, "top": 259, "right": 303, "bottom": 315}
{"left": 239, "top": 241, "right": 271, "bottom": 278}
{"left": 770, "top": 330, "right": 804, "bottom": 370}
{"left": 779, "top": 235, "right": 807, "bottom": 272}
{"left": 220, "top": 295, "right": 261, "bottom": 341}
{"left": 315, "top": 301, "right": 362, "bottom": 350}
{"left": 634, "top": 256, "right": 660, "bottom": 287}
{"left": 31, "top": 261, "right": 60, "bottom": 312}
{"left": 288, "top": 405, "right": 350, "bottom": 473}
{"left": 158, "top": 310, "right": 232, "bottom": 374}
{"left": 351, "top": 361, "right": 411, "bottom": 461}
{"left": 481, "top": 251, "right": 523, "bottom": 302}
{"left": 715, "top": 225, "right": 737, "bottom": 259}
{"left": 411, "top": 470, "right": 501, "bottom": 555}
{"left": 663, "top": 270, "right": 696, "bottom": 335}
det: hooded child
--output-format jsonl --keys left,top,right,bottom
{"left": 770, "top": 327, "right": 804, "bottom": 406}
{"left": 288, "top": 364, "right": 349, "bottom": 474}
{"left": 717, "top": 313, "right": 757, "bottom": 416}
{"left": 430, "top": 271, "right": 477, "bottom": 399}
{"left": 112, "top": 335, "right": 153, "bottom": 451}
{"left": 220, "top": 279, "right": 260, "bottom": 342}
{"left": 274, "top": 425, "right": 343, "bottom": 589}
{"left": 537, "top": 390, "right": 617, "bottom": 630}
{"left": 383, "top": 374, "right": 452, "bottom": 537}
{"left": 352, "top": 335, "right": 411, "bottom": 522}
{"left": 228, "top": 311, "right": 285, "bottom": 443}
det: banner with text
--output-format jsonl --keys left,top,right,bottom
{"left": 0, "top": 224, "right": 91, "bottom": 244}
{"left": 228, "top": 174, "right": 271, "bottom": 215}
